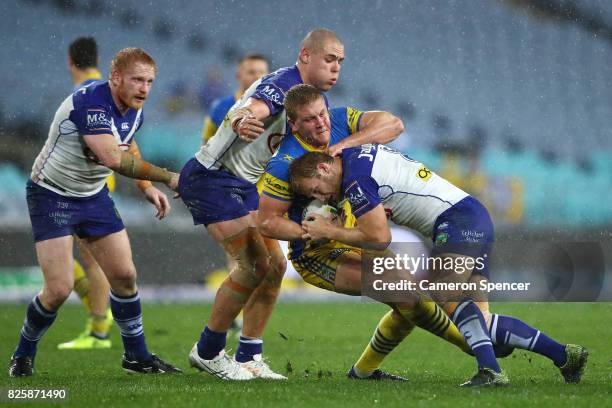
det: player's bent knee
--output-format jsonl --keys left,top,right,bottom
{"left": 264, "top": 256, "right": 287, "bottom": 289}
{"left": 224, "top": 227, "right": 271, "bottom": 288}
{"left": 43, "top": 282, "right": 73, "bottom": 307}
{"left": 107, "top": 266, "right": 137, "bottom": 292}
{"left": 274, "top": 256, "right": 288, "bottom": 276}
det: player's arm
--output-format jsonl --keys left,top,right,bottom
{"left": 257, "top": 165, "right": 303, "bottom": 240}
{"left": 83, "top": 133, "right": 179, "bottom": 191}
{"left": 258, "top": 194, "right": 303, "bottom": 241}
{"left": 128, "top": 141, "right": 171, "bottom": 219}
{"left": 302, "top": 204, "right": 391, "bottom": 250}
{"left": 229, "top": 97, "right": 270, "bottom": 142}
{"left": 328, "top": 111, "right": 404, "bottom": 156}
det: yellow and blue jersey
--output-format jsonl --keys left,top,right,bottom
{"left": 262, "top": 106, "right": 363, "bottom": 201}
{"left": 202, "top": 93, "right": 239, "bottom": 142}
{"left": 73, "top": 70, "right": 102, "bottom": 91}
{"left": 261, "top": 106, "right": 363, "bottom": 258}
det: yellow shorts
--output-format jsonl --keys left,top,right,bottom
{"left": 106, "top": 173, "right": 116, "bottom": 193}
{"left": 291, "top": 241, "right": 362, "bottom": 291}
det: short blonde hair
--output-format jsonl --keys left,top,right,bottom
{"left": 284, "top": 84, "right": 325, "bottom": 121}
{"left": 110, "top": 48, "right": 157, "bottom": 74}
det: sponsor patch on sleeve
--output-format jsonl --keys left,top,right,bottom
{"left": 254, "top": 83, "right": 285, "bottom": 106}
{"left": 261, "top": 172, "right": 292, "bottom": 201}
{"left": 86, "top": 108, "right": 112, "bottom": 133}
{"left": 345, "top": 180, "right": 370, "bottom": 214}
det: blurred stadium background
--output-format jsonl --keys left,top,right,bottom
{"left": 0, "top": 0, "right": 611, "bottom": 301}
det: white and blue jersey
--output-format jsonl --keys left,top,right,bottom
{"left": 181, "top": 65, "right": 328, "bottom": 226}
{"left": 341, "top": 144, "right": 468, "bottom": 237}
{"left": 30, "top": 81, "right": 142, "bottom": 197}
{"left": 195, "top": 65, "right": 327, "bottom": 184}
{"left": 341, "top": 144, "right": 494, "bottom": 276}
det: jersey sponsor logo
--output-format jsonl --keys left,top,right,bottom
{"left": 121, "top": 122, "right": 129, "bottom": 130}
{"left": 256, "top": 84, "right": 284, "bottom": 105}
{"left": 263, "top": 173, "right": 290, "bottom": 197}
{"left": 461, "top": 229, "right": 485, "bottom": 242}
{"left": 86, "top": 109, "right": 111, "bottom": 130}
{"left": 417, "top": 165, "right": 432, "bottom": 181}
{"left": 345, "top": 181, "right": 370, "bottom": 212}
{"left": 437, "top": 221, "right": 449, "bottom": 230}
{"left": 434, "top": 232, "right": 449, "bottom": 246}
{"left": 358, "top": 144, "right": 376, "bottom": 162}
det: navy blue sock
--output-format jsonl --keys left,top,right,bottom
{"left": 109, "top": 290, "right": 151, "bottom": 361}
{"left": 14, "top": 296, "right": 57, "bottom": 358}
{"left": 197, "top": 326, "right": 227, "bottom": 360}
{"left": 452, "top": 300, "right": 501, "bottom": 373}
{"left": 235, "top": 336, "right": 263, "bottom": 363}
{"left": 490, "top": 314, "right": 567, "bottom": 366}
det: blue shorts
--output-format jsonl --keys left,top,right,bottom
{"left": 431, "top": 196, "right": 493, "bottom": 279}
{"left": 178, "top": 158, "right": 259, "bottom": 226}
{"left": 26, "top": 179, "right": 124, "bottom": 243}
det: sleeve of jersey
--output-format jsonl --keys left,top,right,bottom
{"left": 252, "top": 80, "right": 287, "bottom": 117}
{"left": 343, "top": 176, "right": 381, "bottom": 218}
{"left": 329, "top": 107, "right": 364, "bottom": 142}
{"left": 261, "top": 160, "right": 292, "bottom": 201}
{"left": 72, "top": 104, "right": 113, "bottom": 136}
{"left": 346, "top": 106, "right": 364, "bottom": 133}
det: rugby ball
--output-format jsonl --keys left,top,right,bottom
{"left": 302, "top": 199, "right": 339, "bottom": 223}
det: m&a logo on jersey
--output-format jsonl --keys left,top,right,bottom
{"left": 345, "top": 181, "right": 369, "bottom": 212}
{"left": 258, "top": 84, "right": 283, "bottom": 104}
{"left": 86, "top": 109, "right": 111, "bottom": 129}
{"left": 121, "top": 122, "right": 129, "bottom": 130}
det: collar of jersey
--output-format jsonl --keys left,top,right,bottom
{"left": 293, "top": 132, "right": 327, "bottom": 152}
{"left": 83, "top": 69, "right": 102, "bottom": 81}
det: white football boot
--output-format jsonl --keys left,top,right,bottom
{"left": 188, "top": 343, "right": 254, "bottom": 380}
{"left": 239, "top": 354, "right": 287, "bottom": 380}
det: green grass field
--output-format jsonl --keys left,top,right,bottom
{"left": 1, "top": 302, "right": 610, "bottom": 407}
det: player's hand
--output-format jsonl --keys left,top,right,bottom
{"left": 236, "top": 114, "right": 265, "bottom": 142}
{"left": 302, "top": 214, "right": 333, "bottom": 242}
{"left": 142, "top": 186, "right": 172, "bottom": 220}
{"left": 327, "top": 142, "right": 347, "bottom": 157}
{"left": 165, "top": 172, "right": 180, "bottom": 192}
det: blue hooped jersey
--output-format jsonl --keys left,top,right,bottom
{"left": 31, "top": 81, "right": 143, "bottom": 197}
{"left": 340, "top": 144, "right": 468, "bottom": 237}
{"left": 196, "top": 65, "right": 329, "bottom": 184}
{"left": 262, "top": 106, "right": 363, "bottom": 258}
